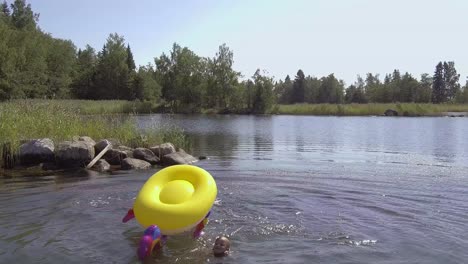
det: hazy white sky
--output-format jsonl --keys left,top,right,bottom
{"left": 29, "top": 0, "right": 468, "bottom": 85}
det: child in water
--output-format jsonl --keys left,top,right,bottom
{"left": 212, "top": 235, "right": 230, "bottom": 257}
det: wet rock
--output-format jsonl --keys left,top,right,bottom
{"left": 103, "top": 149, "right": 128, "bottom": 165}
{"left": 161, "top": 149, "right": 198, "bottom": 166}
{"left": 117, "top": 146, "right": 134, "bottom": 158}
{"left": 77, "top": 136, "right": 96, "bottom": 146}
{"left": 19, "top": 138, "right": 55, "bottom": 165}
{"left": 384, "top": 109, "right": 398, "bottom": 116}
{"left": 91, "top": 159, "right": 110, "bottom": 172}
{"left": 121, "top": 158, "right": 151, "bottom": 170}
{"left": 94, "top": 139, "right": 112, "bottom": 154}
{"left": 133, "top": 148, "right": 159, "bottom": 165}
{"left": 55, "top": 141, "right": 95, "bottom": 168}
{"left": 150, "top": 143, "right": 176, "bottom": 158}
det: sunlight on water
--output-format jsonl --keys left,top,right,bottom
{"left": 1, "top": 115, "right": 468, "bottom": 263}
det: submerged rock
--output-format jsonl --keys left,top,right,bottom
{"left": 91, "top": 159, "right": 110, "bottom": 172}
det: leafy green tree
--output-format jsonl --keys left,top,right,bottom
{"left": 71, "top": 45, "right": 96, "bottom": 98}
{"left": 242, "top": 79, "right": 255, "bottom": 110}
{"left": 44, "top": 38, "right": 76, "bottom": 98}
{"left": 155, "top": 43, "right": 205, "bottom": 111}
{"left": 304, "top": 76, "right": 321, "bottom": 103}
{"left": 345, "top": 77, "right": 367, "bottom": 104}
{"left": 318, "top": 74, "right": 344, "bottom": 103}
{"left": 443, "top": 61, "right": 460, "bottom": 101}
{"left": 1, "top": 1, "right": 9, "bottom": 15}
{"left": 416, "top": 73, "right": 432, "bottom": 103}
{"left": 92, "top": 33, "right": 130, "bottom": 99}
{"left": 226, "top": 81, "right": 248, "bottom": 113}
{"left": 10, "top": 0, "right": 38, "bottom": 30}
{"left": 251, "top": 69, "right": 274, "bottom": 113}
{"left": 210, "top": 43, "right": 240, "bottom": 108}
{"left": 13, "top": 30, "right": 50, "bottom": 98}
{"left": 135, "top": 64, "right": 161, "bottom": 101}
{"left": 457, "top": 79, "right": 468, "bottom": 103}
{"left": 399, "top": 73, "right": 419, "bottom": 102}
{"left": 365, "top": 73, "right": 381, "bottom": 102}
{"left": 275, "top": 75, "right": 293, "bottom": 104}
{"left": 1, "top": 1, "right": 10, "bottom": 24}
{"left": 432, "top": 62, "right": 445, "bottom": 103}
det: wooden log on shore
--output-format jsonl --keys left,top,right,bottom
{"left": 86, "top": 140, "right": 111, "bottom": 169}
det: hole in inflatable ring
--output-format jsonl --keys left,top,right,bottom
{"left": 159, "top": 180, "right": 195, "bottom": 204}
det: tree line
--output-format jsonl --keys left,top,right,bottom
{"left": 1, "top": 0, "right": 468, "bottom": 114}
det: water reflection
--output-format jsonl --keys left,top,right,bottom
{"left": 253, "top": 116, "right": 273, "bottom": 160}
{"left": 135, "top": 114, "right": 468, "bottom": 168}
{"left": 431, "top": 118, "right": 456, "bottom": 164}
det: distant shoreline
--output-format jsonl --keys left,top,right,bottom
{"left": 2, "top": 99, "right": 468, "bottom": 117}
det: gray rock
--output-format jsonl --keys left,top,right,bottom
{"left": 117, "top": 146, "right": 134, "bottom": 158}
{"left": 91, "top": 159, "right": 110, "bottom": 172}
{"left": 78, "top": 136, "right": 96, "bottom": 146}
{"left": 94, "top": 139, "right": 112, "bottom": 154}
{"left": 19, "top": 138, "right": 55, "bottom": 165}
{"left": 121, "top": 158, "right": 152, "bottom": 170}
{"left": 55, "top": 141, "right": 95, "bottom": 167}
{"left": 161, "top": 149, "right": 198, "bottom": 166}
{"left": 150, "top": 143, "right": 176, "bottom": 158}
{"left": 384, "top": 109, "right": 398, "bottom": 116}
{"left": 103, "top": 149, "right": 128, "bottom": 165}
{"left": 133, "top": 148, "right": 159, "bottom": 165}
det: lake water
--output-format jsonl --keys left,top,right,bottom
{"left": 1, "top": 115, "right": 468, "bottom": 263}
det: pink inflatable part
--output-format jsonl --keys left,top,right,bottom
{"left": 122, "top": 209, "right": 135, "bottom": 223}
{"left": 137, "top": 225, "right": 162, "bottom": 261}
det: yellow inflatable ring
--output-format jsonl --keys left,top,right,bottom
{"left": 133, "top": 165, "right": 217, "bottom": 235}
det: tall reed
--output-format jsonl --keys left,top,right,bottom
{"left": 0, "top": 100, "right": 188, "bottom": 168}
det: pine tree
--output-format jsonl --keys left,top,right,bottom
{"left": 126, "top": 44, "right": 136, "bottom": 72}
{"left": 432, "top": 62, "right": 445, "bottom": 103}
{"left": 391, "top": 69, "right": 401, "bottom": 102}
{"left": 292, "top": 70, "right": 305, "bottom": 103}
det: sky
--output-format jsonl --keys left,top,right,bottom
{"left": 27, "top": 0, "right": 468, "bottom": 85}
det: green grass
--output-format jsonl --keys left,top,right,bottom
{"left": 275, "top": 103, "right": 468, "bottom": 116}
{"left": 0, "top": 100, "right": 189, "bottom": 168}
{"left": 4, "top": 99, "right": 161, "bottom": 115}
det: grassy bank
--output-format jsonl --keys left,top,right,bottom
{"left": 0, "top": 100, "right": 188, "bottom": 168}
{"left": 274, "top": 103, "right": 468, "bottom": 116}
{"left": 21, "top": 99, "right": 160, "bottom": 114}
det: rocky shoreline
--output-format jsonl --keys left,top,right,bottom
{"left": 3, "top": 136, "right": 199, "bottom": 173}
